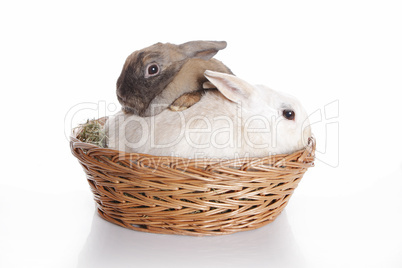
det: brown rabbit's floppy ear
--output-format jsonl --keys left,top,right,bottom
{"left": 179, "top": 40, "right": 227, "bottom": 60}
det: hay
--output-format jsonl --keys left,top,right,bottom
{"left": 76, "top": 119, "right": 107, "bottom": 148}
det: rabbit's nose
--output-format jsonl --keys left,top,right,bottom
{"left": 117, "top": 93, "right": 129, "bottom": 108}
{"left": 301, "top": 125, "right": 312, "bottom": 147}
{"left": 117, "top": 94, "right": 124, "bottom": 102}
{"left": 116, "top": 88, "right": 127, "bottom": 102}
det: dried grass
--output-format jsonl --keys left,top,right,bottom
{"left": 75, "top": 119, "right": 107, "bottom": 148}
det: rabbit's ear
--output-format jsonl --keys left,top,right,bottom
{"left": 204, "top": 70, "right": 254, "bottom": 103}
{"left": 179, "top": 41, "right": 227, "bottom": 60}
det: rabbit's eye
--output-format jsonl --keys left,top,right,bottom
{"left": 146, "top": 63, "right": 160, "bottom": 77}
{"left": 283, "top": 109, "right": 295, "bottom": 120}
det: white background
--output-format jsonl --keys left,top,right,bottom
{"left": 1, "top": 0, "right": 401, "bottom": 267}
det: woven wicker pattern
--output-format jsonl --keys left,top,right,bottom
{"left": 70, "top": 118, "right": 315, "bottom": 236}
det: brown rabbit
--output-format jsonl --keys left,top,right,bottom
{"left": 116, "top": 40, "right": 233, "bottom": 116}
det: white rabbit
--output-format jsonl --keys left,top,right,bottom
{"left": 105, "top": 71, "right": 311, "bottom": 159}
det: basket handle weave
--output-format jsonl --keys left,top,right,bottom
{"left": 297, "top": 136, "right": 316, "bottom": 163}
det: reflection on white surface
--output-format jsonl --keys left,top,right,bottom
{"left": 77, "top": 210, "right": 306, "bottom": 268}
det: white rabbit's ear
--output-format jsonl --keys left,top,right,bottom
{"left": 179, "top": 41, "right": 227, "bottom": 60}
{"left": 204, "top": 70, "right": 254, "bottom": 103}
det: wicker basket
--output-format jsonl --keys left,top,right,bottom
{"left": 70, "top": 117, "right": 315, "bottom": 236}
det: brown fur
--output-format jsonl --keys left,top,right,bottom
{"left": 150, "top": 58, "right": 233, "bottom": 114}
{"left": 169, "top": 91, "right": 203, "bottom": 111}
{"left": 115, "top": 41, "right": 233, "bottom": 117}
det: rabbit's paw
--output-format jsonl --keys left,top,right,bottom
{"left": 169, "top": 91, "right": 202, "bottom": 111}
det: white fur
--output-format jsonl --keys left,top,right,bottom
{"left": 105, "top": 71, "right": 311, "bottom": 159}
